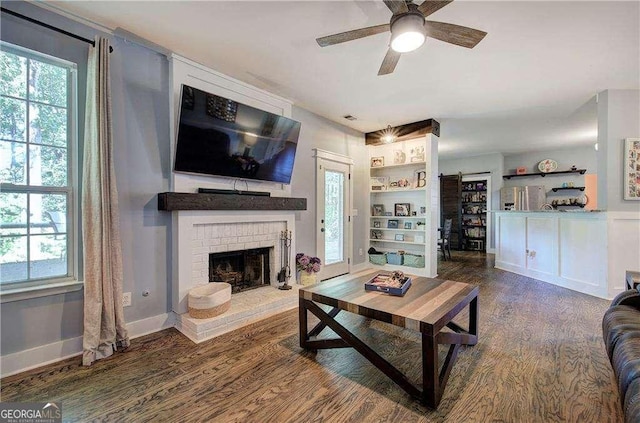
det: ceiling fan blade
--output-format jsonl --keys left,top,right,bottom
{"left": 424, "top": 21, "right": 487, "bottom": 48}
{"left": 418, "top": 1, "right": 453, "bottom": 17}
{"left": 316, "top": 24, "right": 390, "bottom": 47}
{"left": 383, "top": 0, "right": 409, "bottom": 14}
{"left": 378, "top": 48, "right": 401, "bottom": 76}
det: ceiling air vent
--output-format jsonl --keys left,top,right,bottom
{"left": 343, "top": 115, "right": 357, "bottom": 121}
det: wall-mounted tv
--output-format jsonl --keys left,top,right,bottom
{"left": 174, "top": 84, "right": 301, "bottom": 184}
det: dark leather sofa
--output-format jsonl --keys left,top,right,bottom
{"left": 603, "top": 289, "right": 640, "bottom": 422}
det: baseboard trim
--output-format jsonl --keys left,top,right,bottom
{"left": 0, "top": 313, "right": 175, "bottom": 378}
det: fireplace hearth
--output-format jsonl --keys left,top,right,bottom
{"left": 209, "top": 248, "right": 271, "bottom": 293}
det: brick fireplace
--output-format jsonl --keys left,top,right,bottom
{"left": 171, "top": 210, "right": 299, "bottom": 343}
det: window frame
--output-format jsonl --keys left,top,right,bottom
{"left": 0, "top": 41, "right": 82, "bottom": 302}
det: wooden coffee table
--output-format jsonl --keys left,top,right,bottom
{"left": 299, "top": 272, "right": 479, "bottom": 408}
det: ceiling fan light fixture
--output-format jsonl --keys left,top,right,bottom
{"left": 390, "top": 14, "right": 426, "bottom": 53}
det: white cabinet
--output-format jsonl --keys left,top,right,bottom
{"left": 525, "top": 217, "right": 557, "bottom": 277}
{"left": 495, "top": 211, "right": 607, "bottom": 298}
{"left": 368, "top": 137, "right": 438, "bottom": 277}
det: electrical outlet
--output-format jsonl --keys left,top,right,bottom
{"left": 122, "top": 292, "right": 132, "bottom": 307}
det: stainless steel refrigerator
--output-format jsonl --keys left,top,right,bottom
{"left": 501, "top": 186, "right": 546, "bottom": 210}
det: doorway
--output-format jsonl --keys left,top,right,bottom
{"left": 315, "top": 150, "right": 353, "bottom": 280}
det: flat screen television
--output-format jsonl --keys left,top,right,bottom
{"left": 174, "top": 84, "right": 301, "bottom": 184}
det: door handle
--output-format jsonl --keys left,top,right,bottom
{"left": 320, "top": 228, "right": 325, "bottom": 232}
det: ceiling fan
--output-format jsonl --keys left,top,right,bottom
{"left": 316, "top": 0, "right": 487, "bottom": 76}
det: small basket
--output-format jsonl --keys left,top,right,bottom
{"left": 387, "top": 252, "right": 403, "bottom": 265}
{"left": 403, "top": 254, "right": 425, "bottom": 268}
{"left": 369, "top": 253, "right": 387, "bottom": 265}
{"left": 188, "top": 283, "right": 231, "bottom": 319}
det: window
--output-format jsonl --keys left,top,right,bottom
{"left": 0, "top": 42, "right": 79, "bottom": 297}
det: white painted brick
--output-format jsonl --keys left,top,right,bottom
{"left": 193, "top": 247, "right": 208, "bottom": 255}
{"left": 210, "top": 225, "right": 219, "bottom": 239}
{"left": 237, "top": 236, "right": 253, "bottom": 243}
{"left": 197, "top": 226, "right": 205, "bottom": 239}
{"left": 191, "top": 240, "right": 204, "bottom": 248}
{"left": 192, "top": 261, "right": 206, "bottom": 271}
{"left": 206, "top": 238, "right": 221, "bottom": 246}
{"left": 229, "top": 225, "right": 237, "bottom": 236}
{"left": 228, "top": 243, "right": 245, "bottom": 251}
{"left": 220, "top": 237, "right": 237, "bottom": 245}
{"left": 193, "top": 254, "right": 204, "bottom": 263}
{"left": 255, "top": 234, "right": 269, "bottom": 242}
{"left": 210, "top": 245, "right": 227, "bottom": 253}
{"left": 223, "top": 226, "right": 231, "bottom": 237}
{"left": 245, "top": 241, "right": 260, "bottom": 249}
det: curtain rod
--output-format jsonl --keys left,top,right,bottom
{"left": 439, "top": 171, "right": 491, "bottom": 178}
{"left": 1, "top": 7, "right": 113, "bottom": 53}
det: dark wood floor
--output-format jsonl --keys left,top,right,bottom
{"left": 1, "top": 252, "right": 622, "bottom": 422}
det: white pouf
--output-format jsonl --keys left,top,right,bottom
{"left": 188, "top": 283, "right": 232, "bottom": 319}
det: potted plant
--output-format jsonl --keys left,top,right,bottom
{"left": 296, "top": 253, "right": 321, "bottom": 286}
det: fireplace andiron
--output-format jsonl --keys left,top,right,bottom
{"left": 278, "top": 230, "right": 292, "bottom": 290}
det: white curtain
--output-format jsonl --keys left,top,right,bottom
{"left": 82, "top": 37, "right": 129, "bottom": 366}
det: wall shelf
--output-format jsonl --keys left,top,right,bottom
{"left": 551, "top": 186, "right": 586, "bottom": 192}
{"left": 503, "top": 169, "right": 586, "bottom": 180}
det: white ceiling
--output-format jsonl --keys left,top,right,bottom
{"left": 46, "top": 1, "right": 639, "bottom": 159}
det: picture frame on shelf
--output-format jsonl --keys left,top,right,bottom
{"left": 410, "top": 145, "right": 425, "bottom": 163}
{"left": 624, "top": 138, "right": 640, "bottom": 200}
{"left": 371, "top": 230, "right": 383, "bottom": 239}
{"left": 373, "top": 221, "right": 381, "bottom": 228}
{"left": 395, "top": 203, "right": 410, "bottom": 217}
{"left": 371, "top": 157, "right": 384, "bottom": 168}
{"left": 395, "top": 234, "right": 405, "bottom": 241}
{"left": 419, "top": 206, "right": 426, "bottom": 215}
{"left": 412, "top": 211, "right": 417, "bottom": 216}
{"left": 389, "top": 181, "right": 398, "bottom": 188}
{"left": 393, "top": 149, "right": 406, "bottom": 164}
{"left": 370, "top": 176, "right": 389, "bottom": 191}
{"left": 404, "top": 222, "right": 412, "bottom": 229}
{"left": 372, "top": 204, "right": 385, "bottom": 216}
{"left": 388, "top": 219, "right": 399, "bottom": 229}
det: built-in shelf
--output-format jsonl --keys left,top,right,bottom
{"left": 369, "top": 239, "right": 425, "bottom": 245}
{"left": 370, "top": 228, "right": 425, "bottom": 232}
{"left": 370, "top": 161, "right": 426, "bottom": 170}
{"left": 370, "top": 188, "right": 427, "bottom": 193}
{"left": 157, "top": 192, "right": 307, "bottom": 211}
{"left": 462, "top": 224, "right": 486, "bottom": 228}
{"left": 503, "top": 169, "right": 586, "bottom": 180}
{"left": 370, "top": 216, "right": 426, "bottom": 220}
{"left": 551, "top": 187, "right": 586, "bottom": 192}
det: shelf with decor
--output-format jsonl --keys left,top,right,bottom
{"left": 551, "top": 186, "right": 585, "bottom": 192}
{"left": 503, "top": 169, "right": 586, "bottom": 180}
{"left": 368, "top": 137, "right": 434, "bottom": 276}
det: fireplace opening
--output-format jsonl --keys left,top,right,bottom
{"left": 209, "top": 247, "right": 271, "bottom": 293}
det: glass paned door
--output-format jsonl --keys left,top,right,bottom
{"left": 317, "top": 157, "right": 350, "bottom": 280}
{"left": 324, "top": 170, "right": 344, "bottom": 265}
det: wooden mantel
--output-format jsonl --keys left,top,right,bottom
{"left": 157, "top": 192, "right": 307, "bottom": 211}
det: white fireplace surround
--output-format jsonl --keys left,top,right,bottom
{"left": 173, "top": 210, "right": 296, "bottom": 314}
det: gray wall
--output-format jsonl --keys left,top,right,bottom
{"left": 291, "top": 106, "right": 367, "bottom": 266}
{"left": 1, "top": 2, "right": 171, "bottom": 355}
{"left": 597, "top": 89, "right": 640, "bottom": 212}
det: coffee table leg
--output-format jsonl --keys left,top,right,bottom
{"left": 469, "top": 296, "right": 478, "bottom": 337}
{"left": 422, "top": 332, "right": 440, "bottom": 408}
{"left": 299, "top": 297, "right": 309, "bottom": 349}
